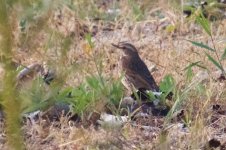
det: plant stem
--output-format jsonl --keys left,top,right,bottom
{"left": 210, "top": 35, "right": 226, "bottom": 75}
{"left": 0, "top": 0, "right": 24, "bottom": 149}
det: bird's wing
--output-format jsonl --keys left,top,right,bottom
{"left": 125, "top": 69, "right": 152, "bottom": 90}
{"left": 130, "top": 58, "right": 159, "bottom": 91}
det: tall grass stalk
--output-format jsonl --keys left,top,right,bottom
{"left": 0, "top": 0, "right": 24, "bottom": 149}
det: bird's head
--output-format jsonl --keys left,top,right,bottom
{"left": 112, "top": 42, "right": 139, "bottom": 57}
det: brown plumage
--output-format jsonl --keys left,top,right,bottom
{"left": 112, "top": 42, "right": 159, "bottom": 92}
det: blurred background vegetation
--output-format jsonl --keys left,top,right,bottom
{"left": 1, "top": 0, "right": 226, "bottom": 149}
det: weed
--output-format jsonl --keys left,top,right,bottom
{"left": 187, "top": 12, "right": 226, "bottom": 77}
{"left": 0, "top": 0, "right": 24, "bottom": 149}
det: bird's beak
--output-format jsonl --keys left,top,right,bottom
{"left": 111, "top": 43, "right": 123, "bottom": 49}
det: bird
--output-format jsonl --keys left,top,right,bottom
{"left": 112, "top": 42, "right": 159, "bottom": 93}
{"left": 112, "top": 42, "right": 171, "bottom": 117}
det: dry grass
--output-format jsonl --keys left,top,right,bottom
{"left": 1, "top": 0, "right": 226, "bottom": 149}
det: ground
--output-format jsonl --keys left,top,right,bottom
{"left": 1, "top": 0, "right": 226, "bottom": 149}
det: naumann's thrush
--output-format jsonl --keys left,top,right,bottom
{"left": 112, "top": 42, "right": 159, "bottom": 92}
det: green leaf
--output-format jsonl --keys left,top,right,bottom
{"left": 86, "top": 76, "right": 100, "bottom": 89}
{"left": 186, "top": 66, "right": 194, "bottom": 82}
{"left": 85, "top": 33, "right": 94, "bottom": 48}
{"left": 109, "top": 81, "right": 123, "bottom": 105}
{"left": 128, "top": 0, "right": 144, "bottom": 21}
{"left": 159, "top": 74, "right": 175, "bottom": 96}
{"left": 183, "top": 61, "right": 201, "bottom": 71}
{"left": 187, "top": 40, "right": 215, "bottom": 51}
{"left": 57, "top": 87, "right": 73, "bottom": 100}
{"left": 19, "top": 19, "right": 26, "bottom": 32}
{"left": 184, "top": 61, "right": 207, "bottom": 82}
{"left": 196, "top": 13, "right": 211, "bottom": 36}
{"left": 146, "top": 91, "right": 157, "bottom": 101}
{"left": 184, "top": 61, "right": 207, "bottom": 70}
{"left": 221, "top": 48, "right": 226, "bottom": 60}
{"left": 166, "top": 25, "right": 176, "bottom": 33}
{"left": 184, "top": 62, "right": 197, "bottom": 82}
{"left": 205, "top": 52, "right": 224, "bottom": 71}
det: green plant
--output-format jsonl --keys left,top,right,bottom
{"left": 137, "top": 74, "right": 176, "bottom": 106}
{"left": 0, "top": 0, "right": 24, "bottom": 149}
{"left": 51, "top": 34, "right": 125, "bottom": 119}
{"left": 61, "top": 75, "right": 123, "bottom": 116}
{"left": 187, "top": 13, "right": 226, "bottom": 77}
{"left": 128, "top": 0, "right": 144, "bottom": 21}
{"left": 164, "top": 15, "right": 226, "bottom": 121}
{"left": 0, "top": 0, "right": 74, "bottom": 148}
{"left": 19, "top": 77, "right": 64, "bottom": 114}
{"left": 159, "top": 74, "right": 176, "bottom": 100}
{"left": 184, "top": 61, "right": 207, "bottom": 82}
